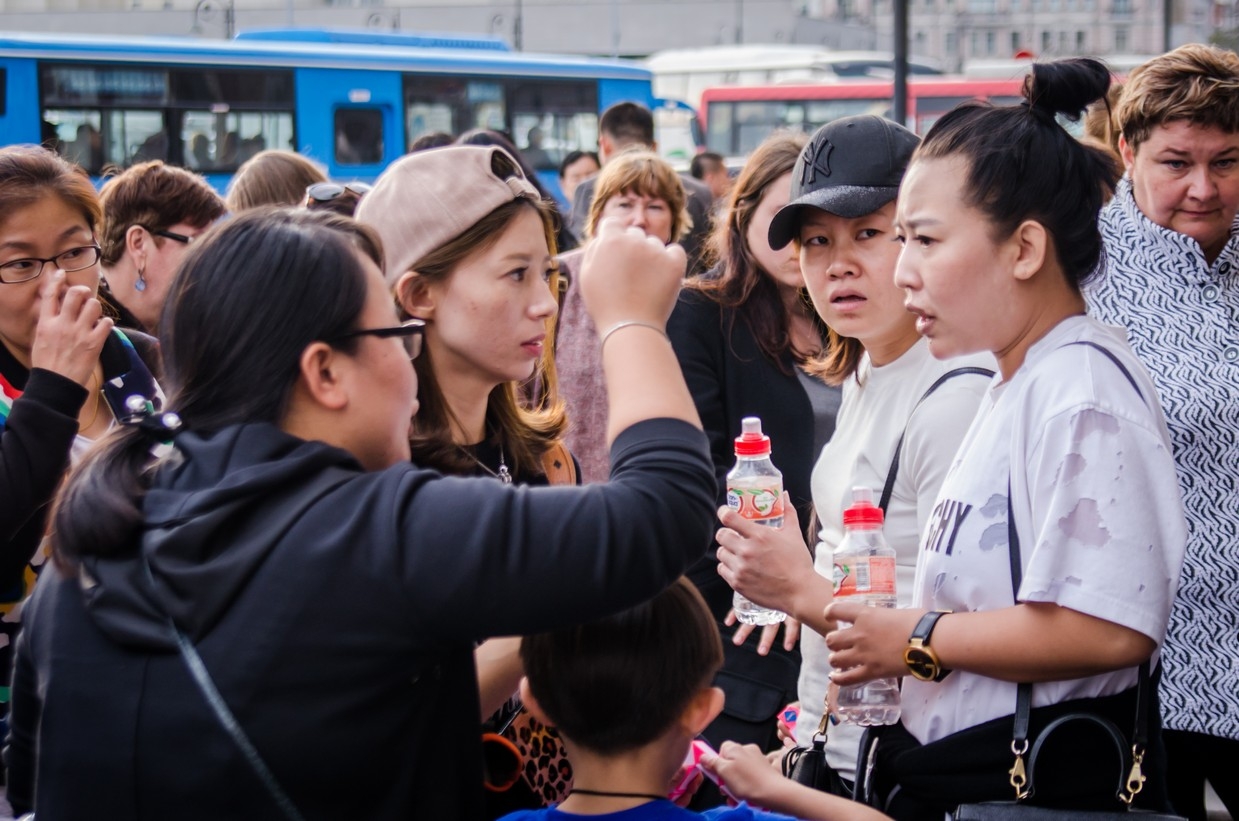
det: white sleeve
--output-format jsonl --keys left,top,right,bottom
{"left": 901, "top": 377, "right": 989, "bottom": 537}
{"left": 1019, "top": 404, "right": 1186, "bottom": 642}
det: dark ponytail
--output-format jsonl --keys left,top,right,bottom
{"left": 52, "top": 208, "right": 383, "bottom": 569}
{"left": 916, "top": 57, "right": 1118, "bottom": 290}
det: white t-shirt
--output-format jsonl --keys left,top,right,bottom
{"left": 902, "top": 315, "right": 1187, "bottom": 745}
{"left": 798, "top": 337, "right": 993, "bottom": 775}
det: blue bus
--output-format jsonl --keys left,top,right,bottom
{"left": 0, "top": 28, "right": 660, "bottom": 196}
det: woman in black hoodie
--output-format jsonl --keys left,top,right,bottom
{"left": 5, "top": 208, "right": 715, "bottom": 819}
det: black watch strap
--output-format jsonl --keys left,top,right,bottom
{"left": 911, "top": 610, "right": 949, "bottom": 642}
{"left": 909, "top": 610, "right": 952, "bottom": 682}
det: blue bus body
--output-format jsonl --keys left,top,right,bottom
{"left": 0, "top": 29, "right": 658, "bottom": 197}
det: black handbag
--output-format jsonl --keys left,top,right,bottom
{"left": 781, "top": 698, "right": 853, "bottom": 798}
{"left": 953, "top": 345, "right": 1183, "bottom": 821}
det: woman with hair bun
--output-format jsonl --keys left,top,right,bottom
{"left": 823, "top": 59, "right": 1187, "bottom": 819}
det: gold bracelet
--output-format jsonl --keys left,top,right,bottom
{"left": 598, "top": 320, "right": 668, "bottom": 350}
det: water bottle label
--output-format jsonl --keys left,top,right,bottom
{"left": 834, "top": 556, "right": 895, "bottom": 596}
{"left": 726, "top": 486, "right": 784, "bottom": 523}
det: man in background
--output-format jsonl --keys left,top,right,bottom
{"left": 569, "top": 102, "right": 713, "bottom": 273}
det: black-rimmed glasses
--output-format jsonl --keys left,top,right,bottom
{"left": 0, "top": 245, "right": 101, "bottom": 284}
{"left": 153, "top": 229, "right": 196, "bottom": 245}
{"left": 326, "top": 318, "right": 425, "bottom": 361}
{"left": 306, "top": 182, "right": 373, "bottom": 204}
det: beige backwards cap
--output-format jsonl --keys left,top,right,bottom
{"left": 356, "top": 145, "right": 541, "bottom": 286}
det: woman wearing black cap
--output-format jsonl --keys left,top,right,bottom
{"left": 713, "top": 115, "right": 993, "bottom": 785}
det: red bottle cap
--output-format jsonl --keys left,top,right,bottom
{"left": 842, "top": 487, "right": 884, "bottom": 526}
{"left": 734, "top": 417, "right": 771, "bottom": 456}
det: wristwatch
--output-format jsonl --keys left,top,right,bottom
{"left": 904, "top": 611, "right": 952, "bottom": 682}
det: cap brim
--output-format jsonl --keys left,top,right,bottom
{"left": 767, "top": 185, "right": 900, "bottom": 250}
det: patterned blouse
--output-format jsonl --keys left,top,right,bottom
{"left": 1087, "top": 176, "right": 1239, "bottom": 741}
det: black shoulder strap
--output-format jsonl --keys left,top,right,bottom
{"left": 879, "top": 366, "right": 994, "bottom": 513}
{"left": 1008, "top": 339, "right": 1150, "bottom": 760}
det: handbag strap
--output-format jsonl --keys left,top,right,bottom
{"left": 171, "top": 623, "right": 308, "bottom": 821}
{"left": 136, "top": 467, "right": 354, "bottom": 821}
{"left": 879, "top": 366, "right": 994, "bottom": 513}
{"left": 1005, "top": 338, "right": 1151, "bottom": 804}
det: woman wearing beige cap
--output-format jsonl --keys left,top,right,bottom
{"left": 357, "top": 145, "right": 568, "bottom": 490}
{"left": 357, "top": 144, "right": 579, "bottom": 812}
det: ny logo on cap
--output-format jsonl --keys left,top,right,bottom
{"left": 800, "top": 139, "right": 834, "bottom": 186}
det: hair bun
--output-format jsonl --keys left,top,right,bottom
{"left": 1023, "top": 57, "right": 1112, "bottom": 121}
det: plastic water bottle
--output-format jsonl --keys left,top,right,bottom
{"left": 833, "top": 487, "right": 901, "bottom": 726}
{"left": 726, "top": 417, "right": 787, "bottom": 626}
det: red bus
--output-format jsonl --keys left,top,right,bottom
{"left": 700, "top": 77, "right": 1024, "bottom": 157}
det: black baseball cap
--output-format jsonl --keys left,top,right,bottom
{"left": 768, "top": 115, "right": 921, "bottom": 250}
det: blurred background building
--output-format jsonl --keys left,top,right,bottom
{"left": 1, "top": 0, "right": 1234, "bottom": 66}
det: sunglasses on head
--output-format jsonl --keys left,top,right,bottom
{"left": 306, "top": 182, "right": 373, "bottom": 204}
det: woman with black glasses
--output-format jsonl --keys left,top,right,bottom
{"left": 97, "top": 160, "right": 226, "bottom": 336}
{"left": 4, "top": 204, "right": 713, "bottom": 820}
{"left": 0, "top": 144, "right": 163, "bottom": 732}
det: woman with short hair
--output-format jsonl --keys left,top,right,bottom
{"left": 1086, "top": 43, "right": 1239, "bottom": 821}
{"left": 98, "top": 160, "right": 226, "bottom": 335}
{"left": 556, "top": 149, "right": 691, "bottom": 482}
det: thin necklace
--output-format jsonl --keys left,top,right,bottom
{"left": 81, "top": 370, "right": 102, "bottom": 430}
{"left": 570, "top": 788, "right": 667, "bottom": 801}
{"left": 458, "top": 442, "right": 512, "bottom": 484}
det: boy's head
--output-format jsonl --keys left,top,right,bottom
{"left": 767, "top": 114, "right": 920, "bottom": 251}
{"left": 520, "top": 579, "right": 724, "bottom": 756}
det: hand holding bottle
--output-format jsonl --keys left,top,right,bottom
{"left": 717, "top": 491, "right": 831, "bottom": 637}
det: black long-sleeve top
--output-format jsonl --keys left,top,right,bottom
{"left": 7, "top": 417, "right": 715, "bottom": 819}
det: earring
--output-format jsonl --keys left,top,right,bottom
{"left": 135, "top": 264, "right": 146, "bottom": 292}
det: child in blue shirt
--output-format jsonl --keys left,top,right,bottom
{"left": 500, "top": 579, "right": 887, "bottom": 821}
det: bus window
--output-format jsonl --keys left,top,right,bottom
{"left": 42, "top": 111, "right": 104, "bottom": 169}
{"left": 705, "top": 102, "right": 734, "bottom": 155}
{"left": 509, "top": 80, "right": 597, "bottom": 171}
{"left": 40, "top": 63, "right": 294, "bottom": 173}
{"left": 803, "top": 99, "right": 890, "bottom": 129}
{"left": 734, "top": 102, "right": 799, "bottom": 156}
{"left": 404, "top": 76, "right": 506, "bottom": 147}
{"left": 913, "top": 94, "right": 1020, "bottom": 133}
{"left": 334, "top": 108, "right": 383, "bottom": 165}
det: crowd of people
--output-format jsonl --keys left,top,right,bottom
{"left": 0, "top": 41, "right": 1235, "bottom": 821}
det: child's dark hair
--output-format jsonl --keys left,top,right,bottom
{"left": 915, "top": 58, "right": 1118, "bottom": 290}
{"left": 521, "top": 578, "right": 724, "bottom": 755}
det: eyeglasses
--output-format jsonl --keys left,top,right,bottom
{"left": 152, "top": 229, "right": 196, "bottom": 245}
{"left": 306, "top": 182, "right": 373, "bottom": 204}
{"left": 0, "top": 245, "right": 101, "bottom": 284}
{"left": 326, "top": 318, "right": 425, "bottom": 361}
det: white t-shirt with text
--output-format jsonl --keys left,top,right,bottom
{"left": 902, "top": 316, "right": 1187, "bottom": 745}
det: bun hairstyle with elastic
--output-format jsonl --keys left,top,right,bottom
{"left": 915, "top": 57, "right": 1118, "bottom": 291}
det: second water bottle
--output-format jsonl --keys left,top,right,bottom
{"left": 832, "top": 487, "right": 901, "bottom": 726}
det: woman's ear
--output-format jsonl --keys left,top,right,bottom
{"left": 296, "top": 341, "right": 350, "bottom": 411}
{"left": 394, "top": 270, "right": 434, "bottom": 320}
{"left": 1010, "top": 220, "right": 1049, "bottom": 283}
{"left": 125, "top": 224, "right": 149, "bottom": 263}
{"left": 1118, "top": 134, "right": 1135, "bottom": 172}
